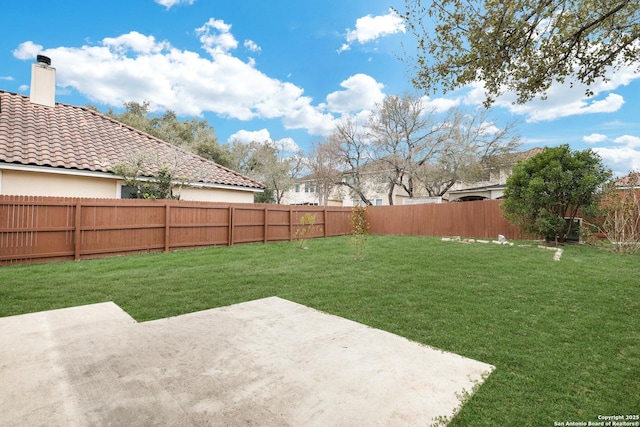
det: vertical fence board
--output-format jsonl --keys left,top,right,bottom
{"left": 229, "top": 207, "right": 235, "bottom": 246}
{"left": 164, "top": 203, "right": 170, "bottom": 252}
{"left": 264, "top": 207, "right": 268, "bottom": 244}
{"left": 74, "top": 203, "right": 82, "bottom": 261}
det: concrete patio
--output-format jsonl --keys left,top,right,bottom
{"left": 0, "top": 297, "right": 494, "bottom": 426}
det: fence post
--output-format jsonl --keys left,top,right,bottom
{"left": 228, "top": 206, "right": 234, "bottom": 246}
{"left": 324, "top": 207, "right": 328, "bottom": 237}
{"left": 264, "top": 206, "right": 269, "bottom": 244}
{"left": 74, "top": 202, "right": 82, "bottom": 261}
{"left": 164, "top": 202, "right": 171, "bottom": 252}
{"left": 289, "top": 208, "right": 294, "bottom": 241}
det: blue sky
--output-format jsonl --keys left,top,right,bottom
{"left": 2, "top": 0, "right": 639, "bottom": 176}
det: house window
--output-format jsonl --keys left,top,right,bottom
{"left": 305, "top": 182, "right": 316, "bottom": 193}
{"left": 374, "top": 198, "right": 383, "bottom": 206}
{"left": 295, "top": 184, "right": 300, "bottom": 193}
{"left": 120, "top": 185, "right": 138, "bottom": 199}
{"left": 307, "top": 182, "right": 317, "bottom": 193}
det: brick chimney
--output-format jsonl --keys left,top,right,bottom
{"left": 30, "top": 55, "right": 56, "bottom": 107}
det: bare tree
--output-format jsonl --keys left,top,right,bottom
{"left": 314, "top": 95, "right": 519, "bottom": 205}
{"left": 327, "top": 116, "right": 375, "bottom": 206}
{"left": 416, "top": 109, "right": 521, "bottom": 197}
{"left": 273, "top": 150, "right": 305, "bottom": 204}
{"left": 368, "top": 93, "right": 443, "bottom": 204}
{"left": 307, "top": 141, "right": 342, "bottom": 206}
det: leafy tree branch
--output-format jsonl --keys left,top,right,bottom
{"left": 398, "top": 0, "right": 640, "bottom": 105}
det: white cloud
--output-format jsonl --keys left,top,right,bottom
{"left": 196, "top": 18, "right": 238, "bottom": 55}
{"left": 594, "top": 146, "right": 640, "bottom": 176}
{"left": 614, "top": 135, "right": 640, "bottom": 148}
{"left": 281, "top": 101, "right": 337, "bottom": 135}
{"left": 467, "top": 82, "right": 626, "bottom": 123}
{"left": 325, "top": 74, "right": 385, "bottom": 113}
{"left": 339, "top": 8, "right": 405, "bottom": 53}
{"left": 512, "top": 91, "right": 625, "bottom": 122}
{"left": 13, "top": 41, "right": 43, "bottom": 60}
{"left": 155, "top": 0, "right": 195, "bottom": 9}
{"left": 228, "top": 129, "right": 271, "bottom": 144}
{"left": 244, "top": 40, "right": 261, "bottom": 53}
{"left": 0, "top": 76, "right": 15, "bottom": 81}
{"left": 593, "top": 134, "right": 640, "bottom": 175}
{"left": 583, "top": 94, "right": 625, "bottom": 114}
{"left": 13, "top": 20, "right": 340, "bottom": 137}
{"left": 420, "top": 95, "right": 460, "bottom": 114}
{"left": 337, "top": 43, "right": 350, "bottom": 54}
{"left": 346, "top": 8, "right": 405, "bottom": 44}
{"left": 18, "top": 84, "right": 29, "bottom": 92}
{"left": 103, "top": 32, "right": 169, "bottom": 54}
{"left": 583, "top": 133, "right": 608, "bottom": 144}
{"left": 463, "top": 60, "right": 639, "bottom": 123}
{"left": 271, "top": 137, "right": 298, "bottom": 153}
{"left": 601, "top": 120, "right": 628, "bottom": 129}
{"left": 478, "top": 121, "right": 501, "bottom": 135}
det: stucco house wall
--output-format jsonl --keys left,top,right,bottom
{"left": 178, "top": 186, "right": 255, "bottom": 203}
{"left": 282, "top": 173, "right": 411, "bottom": 207}
{"left": 0, "top": 168, "right": 119, "bottom": 198}
{"left": 0, "top": 168, "right": 257, "bottom": 203}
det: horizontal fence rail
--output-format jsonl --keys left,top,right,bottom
{"left": 0, "top": 196, "right": 528, "bottom": 265}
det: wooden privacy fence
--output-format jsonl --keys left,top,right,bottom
{"left": 365, "top": 200, "right": 528, "bottom": 240}
{"left": 0, "top": 196, "right": 353, "bottom": 265}
{"left": 0, "top": 196, "right": 528, "bottom": 265}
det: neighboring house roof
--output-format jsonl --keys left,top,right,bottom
{"left": 0, "top": 90, "right": 264, "bottom": 190}
{"left": 447, "top": 183, "right": 507, "bottom": 201}
{"left": 295, "top": 169, "right": 345, "bottom": 182}
{"left": 614, "top": 172, "right": 640, "bottom": 188}
{"left": 488, "top": 146, "right": 544, "bottom": 167}
{"left": 347, "top": 157, "right": 401, "bottom": 175}
{"left": 509, "top": 146, "right": 544, "bottom": 162}
{"left": 451, "top": 183, "right": 505, "bottom": 193}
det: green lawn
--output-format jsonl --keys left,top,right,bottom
{"left": 1, "top": 235, "right": 638, "bottom": 426}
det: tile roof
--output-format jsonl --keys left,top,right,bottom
{"left": 614, "top": 172, "right": 640, "bottom": 188}
{"left": 491, "top": 146, "right": 544, "bottom": 166}
{"left": 512, "top": 146, "right": 544, "bottom": 161}
{"left": 0, "top": 90, "right": 264, "bottom": 190}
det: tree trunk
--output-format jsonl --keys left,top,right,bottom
{"left": 388, "top": 181, "right": 396, "bottom": 205}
